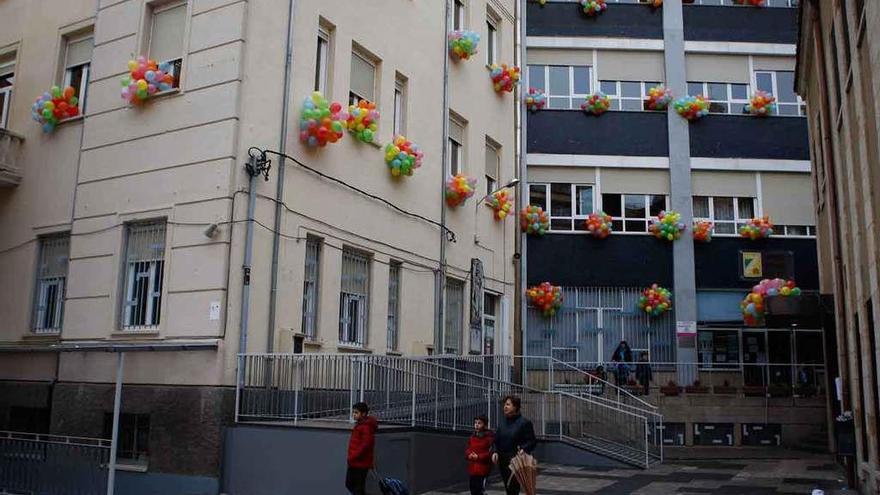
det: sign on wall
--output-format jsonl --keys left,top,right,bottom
{"left": 741, "top": 251, "right": 763, "bottom": 279}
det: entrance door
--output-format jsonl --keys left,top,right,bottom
{"left": 742, "top": 331, "right": 767, "bottom": 386}
{"left": 767, "top": 330, "right": 793, "bottom": 388}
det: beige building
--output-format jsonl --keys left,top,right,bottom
{"left": 0, "top": 0, "right": 519, "bottom": 489}
{"left": 796, "top": 0, "right": 880, "bottom": 491}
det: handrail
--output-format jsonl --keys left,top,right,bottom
{"left": 0, "top": 430, "right": 111, "bottom": 448}
{"left": 547, "top": 357, "right": 658, "bottom": 412}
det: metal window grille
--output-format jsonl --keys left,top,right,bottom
{"left": 444, "top": 278, "right": 465, "bottom": 354}
{"left": 339, "top": 248, "right": 370, "bottom": 346}
{"left": 387, "top": 262, "right": 401, "bottom": 351}
{"left": 103, "top": 413, "right": 149, "bottom": 462}
{"left": 32, "top": 235, "right": 70, "bottom": 333}
{"left": 301, "top": 237, "right": 321, "bottom": 339}
{"left": 122, "top": 221, "right": 166, "bottom": 330}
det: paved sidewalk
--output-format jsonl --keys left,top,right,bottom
{"left": 425, "top": 454, "right": 851, "bottom": 494}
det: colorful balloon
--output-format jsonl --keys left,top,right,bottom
{"left": 739, "top": 215, "right": 774, "bottom": 240}
{"left": 646, "top": 85, "right": 673, "bottom": 111}
{"left": 649, "top": 210, "right": 686, "bottom": 242}
{"left": 584, "top": 211, "right": 613, "bottom": 239}
{"left": 527, "top": 282, "right": 563, "bottom": 318}
{"left": 692, "top": 221, "right": 714, "bottom": 243}
{"left": 31, "top": 86, "right": 80, "bottom": 132}
{"left": 638, "top": 284, "right": 673, "bottom": 317}
{"left": 384, "top": 135, "right": 423, "bottom": 177}
{"left": 520, "top": 205, "right": 550, "bottom": 236}
{"left": 580, "top": 0, "right": 607, "bottom": 16}
{"left": 120, "top": 56, "right": 174, "bottom": 105}
{"left": 745, "top": 91, "right": 777, "bottom": 117}
{"left": 342, "top": 99, "right": 380, "bottom": 144}
{"left": 525, "top": 88, "right": 546, "bottom": 113}
{"left": 741, "top": 278, "right": 799, "bottom": 326}
{"left": 581, "top": 92, "right": 611, "bottom": 116}
{"left": 448, "top": 30, "right": 480, "bottom": 60}
{"left": 674, "top": 95, "right": 709, "bottom": 121}
{"left": 485, "top": 189, "right": 514, "bottom": 221}
{"left": 446, "top": 174, "right": 477, "bottom": 207}
{"left": 490, "top": 64, "right": 521, "bottom": 93}
{"left": 647, "top": 0, "right": 663, "bottom": 7}
{"left": 299, "top": 92, "right": 344, "bottom": 148}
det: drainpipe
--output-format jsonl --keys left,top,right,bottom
{"left": 436, "top": 0, "right": 451, "bottom": 353}
{"left": 515, "top": 0, "right": 527, "bottom": 384}
{"left": 266, "top": 0, "right": 297, "bottom": 353}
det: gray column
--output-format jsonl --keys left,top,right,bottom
{"left": 662, "top": 0, "right": 698, "bottom": 384}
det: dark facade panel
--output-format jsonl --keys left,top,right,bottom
{"left": 528, "top": 110, "right": 669, "bottom": 156}
{"left": 683, "top": 6, "right": 798, "bottom": 44}
{"left": 694, "top": 237, "right": 819, "bottom": 290}
{"left": 689, "top": 115, "right": 810, "bottom": 160}
{"left": 527, "top": 3, "right": 663, "bottom": 39}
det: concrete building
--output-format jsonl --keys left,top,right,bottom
{"left": 795, "top": 0, "right": 880, "bottom": 491}
{"left": 0, "top": 0, "right": 518, "bottom": 491}
{"left": 524, "top": 0, "right": 828, "bottom": 449}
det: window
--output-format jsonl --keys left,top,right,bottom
{"left": 339, "top": 248, "right": 370, "bottom": 347}
{"left": 387, "top": 262, "right": 401, "bottom": 352}
{"left": 301, "top": 237, "right": 321, "bottom": 339}
{"left": 529, "top": 183, "right": 594, "bottom": 231}
{"left": 0, "top": 55, "right": 14, "bottom": 128}
{"left": 393, "top": 73, "right": 407, "bottom": 136}
{"left": 444, "top": 278, "right": 465, "bottom": 354}
{"left": 775, "top": 225, "right": 816, "bottom": 237}
{"left": 32, "top": 235, "right": 70, "bottom": 333}
{"left": 486, "top": 17, "right": 498, "bottom": 66}
{"left": 485, "top": 139, "right": 500, "bottom": 195}
{"left": 448, "top": 116, "right": 465, "bottom": 176}
{"left": 453, "top": 0, "right": 466, "bottom": 30}
{"left": 527, "top": 65, "right": 591, "bottom": 110}
{"left": 147, "top": 1, "right": 186, "bottom": 90}
{"left": 103, "top": 413, "right": 149, "bottom": 464}
{"left": 687, "top": 81, "right": 750, "bottom": 114}
{"left": 62, "top": 32, "right": 93, "bottom": 111}
{"left": 693, "top": 196, "right": 755, "bottom": 235}
{"left": 121, "top": 221, "right": 166, "bottom": 329}
{"left": 349, "top": 49, "right": 376, "bottom": 106}
{"left": 602, "top": 193, "right": 667, "bottom": 233}
{"left": 698, "top": 330, "right": 739, "bottom": 369}
{"left": 754, "top": 71, "right": 807, "bottom": 116}
{"left": 314, "top": 26, "right": 330, "bottom": 93}
{"left": 599, "top": 80, "right": 661, "bottom": 111}
{"left": 8, "top": 407, "right": 50, "bottom": 434}
{"left": 483, "top": 293, "right": 498, "bottom": 355}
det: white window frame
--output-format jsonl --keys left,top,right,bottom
{"left": 393, "top": 74, "right": 406, "bottom": 136}
{"left": 32, "top": 235, "right": 70, "bottom": 334}
{"left": 775, "top": 225, "right": 816, "bottom": 238}
{"left": 0, "top": 60, "right": 13, "bottom": 129}
{"left": 339, "top": 248, "right": 371, "bottom": 347}
{"left": 301, "top": 237, "right": 321, "bottom": 339}
{"left": 62, "top": 33, "right": 93, "bottom": 113}
{"left": 453, "top": 0, "right": 466, "bottom": 31}
{"left": 600, "top": 193, "right": 669, "bottom": 234}
{"left": 148, "top": 0, "right": 186, "bottom": 91}
{"left": 387, "top": 261, "right": 401, "bottom": 352}
{"left": 448, "top": 117, "right": 465, "bottom": 176}
{"left": 315, "top": 27, "right": 330, "bottom": 93}
{"left": 529, "top": 65, "right": 593, "bottom": 110}
{"left": 485, "top": 139, "right": 500, "bottom": 195}
{"left": 687, "top": 81, "right": 750, "bottom": 115}
{"left": 599, "top": 80, "right": 662, "bottom": 112}
{"left": 754, "top": 70, "right": 807, "bottom": 116}
{"left": 121, "top": 222, "right": 167, "bottom": 330}
{"left": 349, "top": 49, "right": 376, "bottom": 106}
{"left": 692, "top": 196, "right": 757, "bottom": 236}
{"left": 444, "top": 278, "right": 466, "bottom": 354}
{"left": 486, "top": 17, "right": 498, "bottom": 67}
{"left": 529, "top": 183, "right": 595, "bottom": 232}
{"left": 482, "top": 292, "right": 498, "bottom": 355}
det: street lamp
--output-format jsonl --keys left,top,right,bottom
{"left": 474, "top": 178, "right": 520, "bottom": 244}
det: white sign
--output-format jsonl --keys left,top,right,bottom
{"left": 209, "top": 301, "right": 221, "bottom": 321}
{"left": 676, "top": 321, "right": 697, "bottom": 336}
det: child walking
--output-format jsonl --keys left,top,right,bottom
{"left": 346, "top": 402, "right": 378, "bottom": 495}
{"left": 465, "top": 414, "right": 494, "bottom": 495}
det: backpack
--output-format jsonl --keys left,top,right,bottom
{"left": 378, "top": 476, "right": 409, "bottom": 495}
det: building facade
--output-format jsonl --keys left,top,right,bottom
{"left": 524, "top": 0, "right": 828, "bottom": 448}
{"left": 0, "top": 0, "right": 519, "bottom": 490}
{"left": 795, "top": 0, "right": 880, "bottom": 491}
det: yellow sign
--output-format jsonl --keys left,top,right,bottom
{"left": 742, "top": 251, "right": 763, "bottom": 278}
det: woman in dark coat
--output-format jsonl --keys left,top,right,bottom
{"left": 611, "top": 340, "right": 633, "bottom": 385}
{"left": 492, "top": 395, "right": 536, "bottom": 495}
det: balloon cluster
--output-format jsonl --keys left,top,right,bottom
{"left": 647, "top": 0, "right": 663, "bottom": 7}
{"left": 674, "top": 95, "right": 710, "bottom": 121}
{"left": 638, "top": 284, "right": 673, "bottom": 317}
{"left": 343, "top": 100, "right": 379, "bottom": 144}
{"left": 693, "top": 221, "right": 714, "bottom": 243}
{"left": 527, "top": 282, "right": 563, "bottom": 317}
{"left": 448, "top": 30, "right": 480, "bottom": 60}
{"left": 646, "top": 85, "right": 673, "bottom": 111}
{"left": 584, "top": 211, "right": 613, "bottom": 239}
{"left": 649, "top": 210, "right": 686, "bottom": 241}
{"left": 535, "top": 0, "right": 547, "bottom": 5}
{"left": 485, "top": 189, "right": 514, "bottom": 221}
{"left": 525, "top": 88, "right": 546, "bottom": 112}
{"left": 741, "top": 279, "right": 800, "bottom": 326}
{"left": 120, "top": 56, "right": 175, "bottom": 104}
{"left": 445, "top": 174, "right": 477, "bottom": 207}
{"left": 490, "top": 64, "right": 521, "bottom": 93}
{"left": 384, "top": 135, "right": 423, "bottom": 177}
{"left": 745, "top": 91, "right": 777, "bottom": 117}
{"left": 739, "top": 216, "right": 774, "bottom": 240}
{"left": 733, "top": 0, "right": 764, "bottom": 5}
{"left": 520, "top": 205, "right": 550, "bottom": 236}
{"left": 580, "top": 0, "right": 608, "bottom": 16}
{"left": 299, "top": 92, "right": 344, "bottom": 148}
{"left": 31, "top": 86, "right": 79, "bottom": 133}
{"left": 581, "top": 92, "right": 611, "bottom": 116}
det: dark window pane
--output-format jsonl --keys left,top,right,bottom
{"left": 600, "top": 80, "right": 617, "bottom": 95}
{"left": 625, "top": 220, "right": 647, "bottom": 232}
{"left": 575, "top": 186, "right": 593, "bottom": 215}
{"left": 612, "top": 220, "right": 623, "bottom": 232}
{"left": 644, "top": 82, "right": 661, "bottom": 95}
{"left": 687, "top": 82, "right": 703, "bottom": 96}
{"left": 730, "top": 84, "right": 748, "bottom": 100}
{"left": 776, "top": 71, "right": 797, "bottom": 102}
{"left": 602, "top": 194, "right": 621, "bottom": 217}
{"left": 620, "top": 81, "right": 641, "bottom": 97}
{"left": 549, "top": 66, "right": 569, "bottom": 96}
{"left": 693, "top": 196, "right": 710, "bottom": 217}
{"left": 731, "top": 103, "right": 747, "bottom": 114}
{"left": 715, "top": 222, "right": 735, "bottom": 234}
{"left": 778, "top": 103, "right": 799, "bottom": 116}
{"left": 621, "top": 99, "right": 643, "bottom": 111}
{"left": 649, "top": 195, "right": 666, "bottom": 216}
{"left": 714, "top": 197, "right": 734, "bottom": 220}
{"left": 708, "top": 83, "right": 727, "bottom": 100}
{"left": 529, "top": 184, "right": 547, "bottom": 209}
{"left": 573, "top": 67, "right": 590, "bottom": 94}
{"left": 548, "top": 97, "right": 569, "bottom": 109}
{"left": 608, "top": 99, "right": 621, "bottom": 111}
{"left": 709, "top": 102, "right": 728, "bottom": 114}
{"left": 551, "top": 218, "right": 572, "bottom": 231}
{"left": 756, "top": 72, "right": 774, "bottom": 93}
{"left": 528, "top": 65, "right": 545, "bottom": 90}
{"left": 624, "top": 194, "right": 646, "bottom": 218}
{"left": 550, "top": 183, "right": 572, "bottom": 217}
{"left": 787, "top": 225, "right": 808, "bottom": 236}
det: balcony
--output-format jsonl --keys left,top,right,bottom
{"left": 527, "top": 2, "right": 663, "bottom": 39}
{"left": 683, "top": 5, "right": 799, "bottom": 44}
{"left": 528, "top": 110, "right": 669, "bottom": 156}
{"left": 0, "top": 128, "right": 24, "bottom": 187}
{"left": 689, "top": 114, "right": 810, "bottom": 160}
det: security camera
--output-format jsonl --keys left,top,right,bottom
{"left": 203, "top": 223, "right": 219, "bottom": 238}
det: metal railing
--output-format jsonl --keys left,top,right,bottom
{"left": 0, "top": 431, "right": 110, "bottom": 495}
{"left": 236, "top": 354, "right": 662, "bottom": 468}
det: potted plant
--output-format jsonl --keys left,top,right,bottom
{"left": 712, "top": 379, "right": 737, "bottom": 395}
{"left": 660, "top": 380, "right": 681, "bottom": 397}
{"left": 685, "top": 379, "right": 709, "bottom": 394}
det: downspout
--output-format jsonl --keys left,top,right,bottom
{"left": 436, "top": 0, "right": 451, "bottom": 353}
{"left": 515, "top": 0, "right": 527, "bottom": 383}
{"left": 267, "top": 0, "right": 297, "bottom": 353}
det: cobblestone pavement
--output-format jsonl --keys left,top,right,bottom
{"left": 425, "top": 455, "right": 851, "bottom": 495}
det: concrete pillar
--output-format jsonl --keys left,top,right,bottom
{"left": 662, "top": 0, "right": 698, "bottom": 384}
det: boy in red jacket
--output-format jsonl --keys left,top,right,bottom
{"left": 346, "top": 402, "right": 378, "bottom": 495}
{"left": 465, "top": 414, "right": 494, "bottom": 495}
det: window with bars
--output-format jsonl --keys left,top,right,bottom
{"left": 339, "top": 248, "right": 370, "bottom": 347}
{"left": 485, "top": 139, "right": 500, "bottom": 195}
{"left": 62, "top": 32, "right": 92, "bottom": 111}
{"left": 32, "top": 235, "right": 70, "bottom": 333}
{"left": 692, "top": 196, "right": 755, "bottom": 235}
{"left": 599, "top": 80, "right": 662, "bottom": 111}
{"left": 103, "top": 413, "right": 150, "bottom": 464}
{"left": 121, "top": 221, "right": 166, "bottom": 329}
{"left": 445, "top": 278, "right": 465, "bottom": 354}
{"left": 754, "top": 71, "right": 807, "bottom": 116}
{"left": 349, "top": 48, "right": 376, "bottom": 106}
{"left": 0, "top": 54, "right": 14, "bottom": 129}
{"left": 483, "top": 293, "right": 498, "bottom": 355}
{"left": 529, "top": 183, "right": 594, "bottom": 232}
{"left": 301, "top": 237, "right": 321, "bottom": 339}
{"left": 387, "top": 262, "right": 401, "bottom": 352}
{"left": 687, "top": 81, "right": 750, "bottom": 114}
{"left": 314, "top": 26, "right": 330, "bottom": 93}
{"left": 147, "top": 1, "right": 186, "bottom": 90}
{"left": 527, "top": 65, "right": 592, "bottom": 110}
{"left": 601, "top": 193, "right": 667, "bottom": 233}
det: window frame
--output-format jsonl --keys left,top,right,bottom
{"left": 387, "top": 261, "right": 401, "bottom": 352}
{"left": 444, "top": 277, "right": 466, "bottom": 354}
{"left": 0, "top": 59, "right": 14, "bottom": 129}
{"left": 32, "top": 234, "right": 70, "bottom": 334}
{"left": 453, "top": 0, "right": 466, "bottom": 31}
{"left": 485, "top": 138, "right": 500, "bottom": 196}
{"left": 692, "top": 195, "right": 757, "bottom": 236}
{"left": 599, "top": 80, "right": 662, "bottom": 112}
{"left": 61, "top": 32, "right": 93, "bottom": 113}
{"left": 529, "top": 182, "right": 595, "bottom": 232}
{"left": 104, "top": 413, "right": 150, "bottom": 465}
{"left": 486, "top": 16, "right": 498, "bottom": 67}
{"left": 339, "top": 248, "right": 371, "bottom": 348}
{"left": 314, "top": 26, "right": 330, "bottom": 94}
{"left": 147, "top": 0, "right": 187, "bottom": 91}
{"left": 393, "top": 73, "right": 407, "bottom": 136}
{"left": 528, "top": 65, "right": 593, "bottom": 110}
{"left": 687, "top": 81, "right": 751, "bottom": 115}
{"left": 348, "top": 49, "right": 377, "bottom": 106}
{"left": 120, "top": 221, "right": 167, "bottom": 331}
{"left": 754, "top": 70, "right": 807, "bottom": 117}
{"left": 601, "top": 193, "right": 669, "bottom": 234}
{"left": 301, "top": 236, "right": 322, "bottom": 340}
{"left": 482, "top": 292, "right": 499, "bottom": 355}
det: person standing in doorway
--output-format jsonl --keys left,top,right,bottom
{"left": 611, "top": 340, "right": 633, "bottom": 385}
{"left": 492, "top": 395, "right": 536, "bottom": 495}
{"left": 346, "top": 402, "right": 377, "bottom": 495}
{"left": 465, "top": 414, "right": 494, "bottom": 495}
{"left": 635, "top": 352, "right": 653, "bottom": 396}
